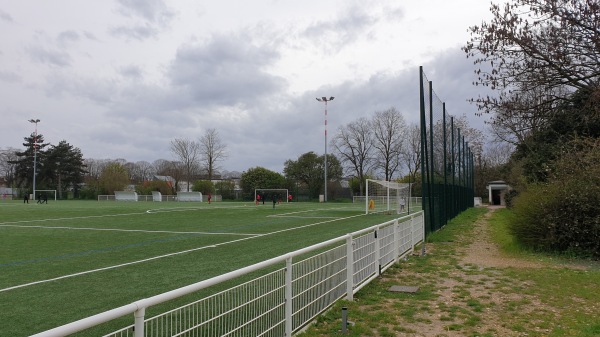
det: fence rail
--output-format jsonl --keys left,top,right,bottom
{"left": 32, "top": 211, "right": 424, "bottom": 337}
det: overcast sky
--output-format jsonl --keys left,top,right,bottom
{"left": 0, "top": 0, "right": 496, "bottom": 174}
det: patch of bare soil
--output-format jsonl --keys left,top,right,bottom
{"left": 377, "top": 206, "right": 558, "bottom": 337}
{"left": 460, "top": 206, "right": 545, "bottom": 269}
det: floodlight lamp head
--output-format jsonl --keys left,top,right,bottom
{"left": 329, "top": 97, "right": 334, "bottom": 101}
{"left": 29, "top": 119, "right": 40, "bottom": 124}
{"left": 321, "top": 96, "right": 327, "bottom": 101}
{"left": 316, "top": 98, "right": 322, "bottom": 102}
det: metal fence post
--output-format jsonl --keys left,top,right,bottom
{"left": 393, "top": 220, "right": 399, "bottom": 263}
{"left": 285, "top": 256, "right": 293, "bottom": 336}
{"left": 374, "top": 227, "right": 381, "bottom": 276}
{"left": 134, "top": 307, "right": 145, "bottom": 337}
{"left": 345, "top": 234, "right": 354, "bottom": 301}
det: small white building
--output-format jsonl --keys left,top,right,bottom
{"left": 486, "top": 180, "right": 511, "bottom": 206}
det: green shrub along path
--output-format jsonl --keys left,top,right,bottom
{"left": 298, "top": 206, "right": 600, "bottom": 337}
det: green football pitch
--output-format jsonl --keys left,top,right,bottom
{"left": 0, "top": 199, "right": 408, "bottom": 336}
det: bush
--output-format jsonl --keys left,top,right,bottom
{"left": 78, "top": 185, "right": 100, "bottom": 200}
{"left": 192, "top": 180, "right": 215, "bottom": 195}
{"left": 510, "top": 138, "right": 600, "bottom": 258}
{"left": 136, "top": 180, "right": 174, "bottom": 196}
{"left": 504, "top": 189, "right": 519, "bottom": 208}
{"left": 215, "top": 180, "right": 236, "bottom": 200}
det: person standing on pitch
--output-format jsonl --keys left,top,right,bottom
{"left": 256, "top": 193, "right": 260, "bottom": 205}
{"left": 272, "top": 193, "right": 277, "bottom": 209}
{"left": 208, "top": 193, "right": 212, "bottom": 204}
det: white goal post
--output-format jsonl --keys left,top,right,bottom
{"left": 35, "top": 190, "right": 57, "bottom": 201}
{"left": 365, "top": 179, "right": 411, "bottom": 215}
{"left": 254, "top": 189, "right": 289, "bottom": 203}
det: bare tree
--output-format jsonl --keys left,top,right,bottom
{"left": 123, "top": 161, "right": 137, "bottom": 183}
{"left": 83, "top": 158, "right": 110, "bottom": 189}
{"left": 399, "top": 124, "right": 421, "bottom": 183}
{"left": 170, "top": 138, "right": 200, "bottom": 191}
{"left": 489, "top": 85, "right": 568, "bottom": 147}
{"left": 135, "top": 161, "right": 155, "bottom": 182}
{"left": 0, "top": 148, "right": 19, "bottom": 190}
{"left": 372, "top": 107, "right": 407, "bottom": 181}
{"left": 153, "top": 159, "right": 171, "bottom": 176}
{"left": 199, "top": 128, "right": 228, "bottom": 180}
{"left": 153, "top": 159, "right": 184, "bottom": 192}
{"left": 482, "top": 142, "right": 513, "bottom": 169}
{"left": 463, "top": 0, "right": 600, "bottom": 116}
{"left": 332, "top": 117, "right": 374, "bottom": 196}
{"left": 451, "top": 115, "right": 486, "bottom": 161}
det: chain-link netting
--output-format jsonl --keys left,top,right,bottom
{"left": 419, "top": 66, "right": 475, "bottom": 234}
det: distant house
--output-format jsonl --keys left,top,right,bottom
{"left": 486, "top": 180, "right": 511, "bottom": 206}
{"left": 153, "top": 175, "right": 175, "bottom": 183}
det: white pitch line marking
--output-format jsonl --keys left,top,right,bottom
{"left": 0, "top": 234, "right": 264, "bottom": 293}
{"left": 1, "top": 208, "right": 367, "bottom": 292}
{"left": 0, "top": 224, "right": 259, "bottom": 236}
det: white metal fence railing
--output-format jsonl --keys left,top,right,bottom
{"left": 32, "top": 211, "right": 424, "bottom": 337}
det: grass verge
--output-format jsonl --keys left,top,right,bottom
{"left": 297, "top": 207, "right": 600, "bottom": 337}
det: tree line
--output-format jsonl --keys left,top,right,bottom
{"left": 0, "top": 128, "right": 234, "bottom": 199}
{"left": 1, "top": 109, "right": 495, "bottom": 202}
{"left": 463, "top": 0, "right": 600, "bottom": 258}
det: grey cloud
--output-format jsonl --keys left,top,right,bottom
{"left": 110, "top": 24, "right": 158, "bottom": 41}
{"left": 57, "top": 30, "right": 80, "bottom": 46}
{"left": 0, "top": 70, "right": 21, "bottom": 83}
{"left": 43, "top": 73, "right": 117, "bottom": 105}
{"left": 119, "top": 65, "right": 144, "bottom": 80}
{"left": 381, "top": 5, "right": 405, "bottom": 21}
{"left": 0, "top": 10, "right": 13, "bottom": 22}
{"left": 111, "top": 0, "right": 175, "bottom": 41}
{"left": 116, "top": 0, "right": 175, "bottom": 25}
{"left": 27, "top": 46, "right": 72, "bottom": 67}
{"left": 168, "top": 34, "right": 286, "bottom": 106}
{"left": 303, "top": 5, "right": 379, "bottom": 52}
{"left": 83, "top": 31, "right": 99, "bottom": 41}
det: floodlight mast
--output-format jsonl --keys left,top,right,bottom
{"left": 315, "top": 96, "right": 334, "bottom": 202}
{"left": 28, "top": 119, "right": 40, "bottom": 200}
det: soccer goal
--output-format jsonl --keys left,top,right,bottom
{"left": 365, "top": 179, "right": 411, "bottom": 215}
{"left": 35, "top": 190, "right": 57, "bottom": 201}
{"left": 254, "top": 189, "right": 289, "bottom": 203}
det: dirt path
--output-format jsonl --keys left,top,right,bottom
{"left": 302, "top": 206, "right": 599, "bottom": 336}
{"left": 374, "top": 206, "right": 556, "bottom": 336}
{"left": 461, "top": 206, "right": 545, "bottom": 269}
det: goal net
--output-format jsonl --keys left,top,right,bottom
{"left": 254, "top": 189, "right": 289, "bottom": 203}
{"left": 364, "top": 179, "right": 411, "bottom": 215}
{"left": 35, "top": 190, "right": 57, "bottom": 201}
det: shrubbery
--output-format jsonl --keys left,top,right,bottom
{"left": 78, "top": 185, "right": 100, "bottom": 200}
{"left": 192, "top": 180, "right": 215, "bottom": 195}
{"left": 510, "top": 139, "right": 600, "bottom": 258}
{"left": 136, "top": 180, "right": 174, "bottom": 195}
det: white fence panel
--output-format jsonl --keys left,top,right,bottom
{"left": 32, "top": 211, "right": 424, "bottom": 337}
